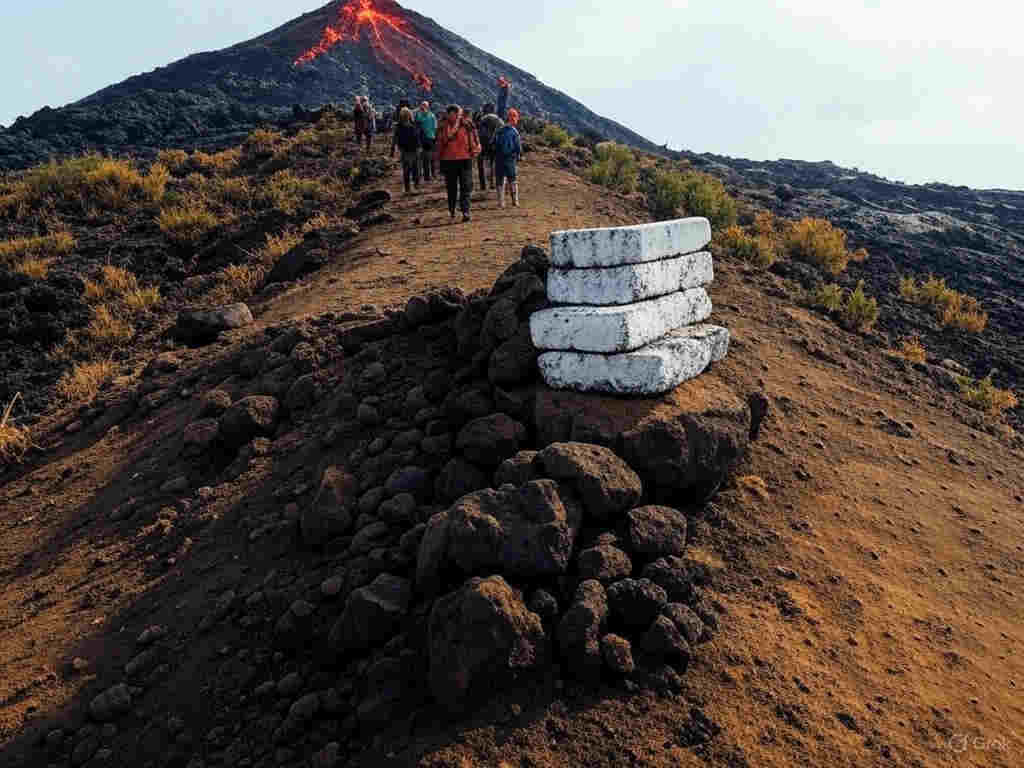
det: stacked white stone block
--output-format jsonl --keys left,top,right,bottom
{"left": 530, "top": 218, "right": 730, "bottom": 394}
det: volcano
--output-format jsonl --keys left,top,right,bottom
{"left": 0, "top": 0, "right": 658, "bottom": 169}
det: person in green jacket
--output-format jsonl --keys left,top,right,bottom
{"left": 415, "top": 101, "right": 438, "bottom": 182}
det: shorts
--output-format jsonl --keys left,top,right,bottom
{"left": 495, "top": 158, "right": 518, "bottom": 183}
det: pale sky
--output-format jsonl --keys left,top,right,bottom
{"left": 2, "top": 1, "right": 1021, "bottom": 189}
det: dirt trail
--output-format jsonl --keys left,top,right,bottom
{"left": 1, "top": 151, "right": 1022, "bottom": 768}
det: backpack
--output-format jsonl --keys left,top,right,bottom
{"left": 478, "top": 116, "right": 500, "bottom": 149}
{"left": 396, "top": 122, "right": 419, "bottom": 152}
{"left": 465, "top": 120, "right": 482, "bottom": 157}
{"left": 494, "top": 126, "right": 519, "bottom": 158}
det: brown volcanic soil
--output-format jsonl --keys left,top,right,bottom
{"left": 2, "top": 144, "right": 1023, "bottom": 768}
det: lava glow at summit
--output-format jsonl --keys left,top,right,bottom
{"left": 295, "top": 0, "right": 434, "bottom": 91}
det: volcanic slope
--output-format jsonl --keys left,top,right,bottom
{"left": 1, "top": 142, "right": 1022, "bottom": 768}
{"left": 0, "top": 0, "right": 658, "bottom": 169}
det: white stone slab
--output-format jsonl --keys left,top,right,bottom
{"left": 538, "top": 325, "right": 730, "bottom": 395}
{"left": 547, "top": 251, "right": 713, "bottom": 306}
{"left": 530, "top": 288, "right": 711, "bottom": 353}
{"left": 550, "top": 218, "right": 711, "bottom": 269}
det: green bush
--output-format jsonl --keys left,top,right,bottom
{"left": 814, "top": 283, "right": 843, "bottom": 312}
{"left": 586, "top": 142, "right": 638, "bottom": 194}
{"left": 784, "top": 217, "right": 867, "bottom": 275}
{"left": 840, "top": 280, "right": 879, "bottom": 331}
{"left": 647, "top": 170, "right": 687, "bottom": 220}
{"left": 680, "top": 172, "right": 738, "bottom": 229}
{"left": 541, "top": 123, "right": 572, "bottom": 148}
{"left": 717, "top": 223, "right": 776, "bottom": 268}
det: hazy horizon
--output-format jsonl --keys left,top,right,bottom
{"left": 2, "top": 0, "right": 1021, "bottom": 190}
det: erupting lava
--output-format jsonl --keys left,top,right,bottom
{"left": 295, "top": 0, "right": 434, "bottom": 91}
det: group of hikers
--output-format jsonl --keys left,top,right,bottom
{"left": 351, "top": 78, "right": 522, "bottom": 223}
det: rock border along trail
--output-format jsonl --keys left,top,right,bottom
{"left": 531, "top": 218, "right": 730, "bottom": 394}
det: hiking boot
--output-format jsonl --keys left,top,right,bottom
{"left": 462, "top": 213, "right": 472, "bottom": 223}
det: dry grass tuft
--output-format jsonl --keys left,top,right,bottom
{"left": 813, "top": 283, "right": 844, "bottom": 312}
{"left": 896, "top": 337, "right": 927, "bottom": 364}
{"left": 205, "top": 264, "right": 266, "bottom": 305}
{"left": 0, "top": 231, "right": 75, "bottom": 265}
{"left": 83, "top": 305, "right": 135, "bottom": 350}
{"left": 56, "top": 360, "right": 117, "bottom": 403}
{"left": 13, "top": 257, "right": 55, "bottom": 279}
{"left": 717, "top": 222, "right": 776, "bottom": 268}
{"left": 158, "top": 202, "right": 219, "bottom": 245}
{"left": 0, "top": 394, "right": 31, "bottom": 464}
{"left": 8, "top": 155, "right": 168, "bottom": 214}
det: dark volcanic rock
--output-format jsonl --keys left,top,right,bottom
{"left": 624, "top": 506, "right": 689, "bottom": 558}
{"left": 428, "top": 575, "right": 546, "bottom": 711}
{"left": 455, "top": 413, "right": 527, "bottom": 467}
{"left": 536, "top": 442, "right": 642, "bottom": 522}
{"left": 173, "top": 303, "right": 254, "bottom": 344}
{"left": 557, "top": 580, "right": 608, "bottom": 681}
{"left": 606, "top": 578, "right": 667, "bottom": 628}
{"left": 218, "top": 395, "right": 280, "bottom": 447}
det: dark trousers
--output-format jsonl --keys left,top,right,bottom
{"left": 441, "top": 159, "right": 473, "bottom": 215}
{"left": 477, "top": 150, "right": 496, "bottom": 189}
{"left": 401, "top": 150, "right": 420, "bottom": 191}
{"left": 420, "top": 139, "right": 435, "bottom": 180}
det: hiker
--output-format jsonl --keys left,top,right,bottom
{"left": 497, "top": 76, "right": 512, "bottom": 118}
{"left": 436, "top": 105, "right": 481, "bottom": 222}
{"left": 353, "top": 97, "right": 369, "bottom": 149}
{"left": 474, "top": 103, "right": 504, "bottom": 190}
{"left": 392, "top": 107, "right": 421, "bottom": 193}
{"left": 365, "top": 97, "right": 377, "bottom": 151}
{"left": 415, "top": 101, "right": 438, "bottom": 181}
{"left": 494, "top": 108, "right": 522, "bottom": 208}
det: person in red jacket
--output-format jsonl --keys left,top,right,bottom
{"left": 435, "top": 105, "right": 481, "bottom": 222}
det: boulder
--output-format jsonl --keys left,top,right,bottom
{"left": 601, "top": 634, "right": 635, "bottom": 675}
{"left": 89, "top": 684, "right": 132, "bottom": 722}
{"left": 199, "top": 389, "right": 232, "bottom": 417}
{"left": 329, "top": 574, "right": 412, "bottom": 652}
{"left": 173, "top": 303, "right": 253, "bottom": 344}
{"left": 456, "top": 414, "right": 527, "bottom": 467}
{"left": 416, "top": 481, "right": 581, "bottom": 595}
{"left": 535, "top": 375, "right": 752, "bottom": 496}
{"left": 301, "top": 467, "right": 359, "bottom": 546}
{"left": 577, "top": 544, "right": 632, "bottom": 583}
{"left": 385, "top": 466, "right": 432, "bottom": 500}
{"left": 428, "top": 575, "right": 546, "bottom": 710}
{"left": 435, "top": 458, "right": 490, "bottom": 503}
{"left": 494, "top": 450, "right": 539, "bottom": 487}
{"left": 488, "top": 325, "right": 538, "bottom": 387}
{"left": 183, "top": 418, "right": 220, "bottom": 455}
{"left": 607, "top": 578, "right": 667, "bottom": 628}
{"left": 624, "top": 506, "right": 688, "bottom": 557}
{"left": 285, "top": 373, "right": 320, "bottom": 412}
{"left": 536, "top": 442, "right": 641, "bottom": 521}
{"left": 641, "top": 615, "right": 691, "bottom": 661}
{"left": 642, "top": 556, "right": 695, "bottom": 603}
{"left": 663, "top": 602, "right": 706, "bottom": 645}
{"left": 557, "top": 580, "right": 608, "bottom": 681}
{"left": 218, "top": 396, "right": 280, "bottom": 447}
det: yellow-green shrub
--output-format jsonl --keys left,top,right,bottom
{"left": 958, "top": 375, "right": 1018, "bottom": 418}
{"left": 784, "top": 217, "right": 860, "bottom": 275}
{"left": 156, "top": 149, "right": 189, "bottom": 173}
{"left": 899, "top": 274, "right": 988, "bottom": 332}
{"left": 13, "top": 257, "right": 54, "bottom": 279}
{"left": 680, "top": 172, "right": 738, "bottom": 229}
{"left": 718, "top": 224, "right": 776, "bottom": 268}
{"left": 814, "top": 283, "right": 844, "bottom": 312}
{"left": 586, "top": 142, "right": 638, "bottom": 193}
{"left": 648, "top": 170, "right": 687, "bottom": 220}
{"left": 541, "top": 124, "right": 571, "bottom": 148}
{"left": 255, "top": 171, "right": 325, "bottom": 215}
{"left": 840, "top": 280, "right": 879, "bottom": 331}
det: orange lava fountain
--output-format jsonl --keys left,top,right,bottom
{"left": 295, "top": 0, "right": 434, "bottom": 91}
